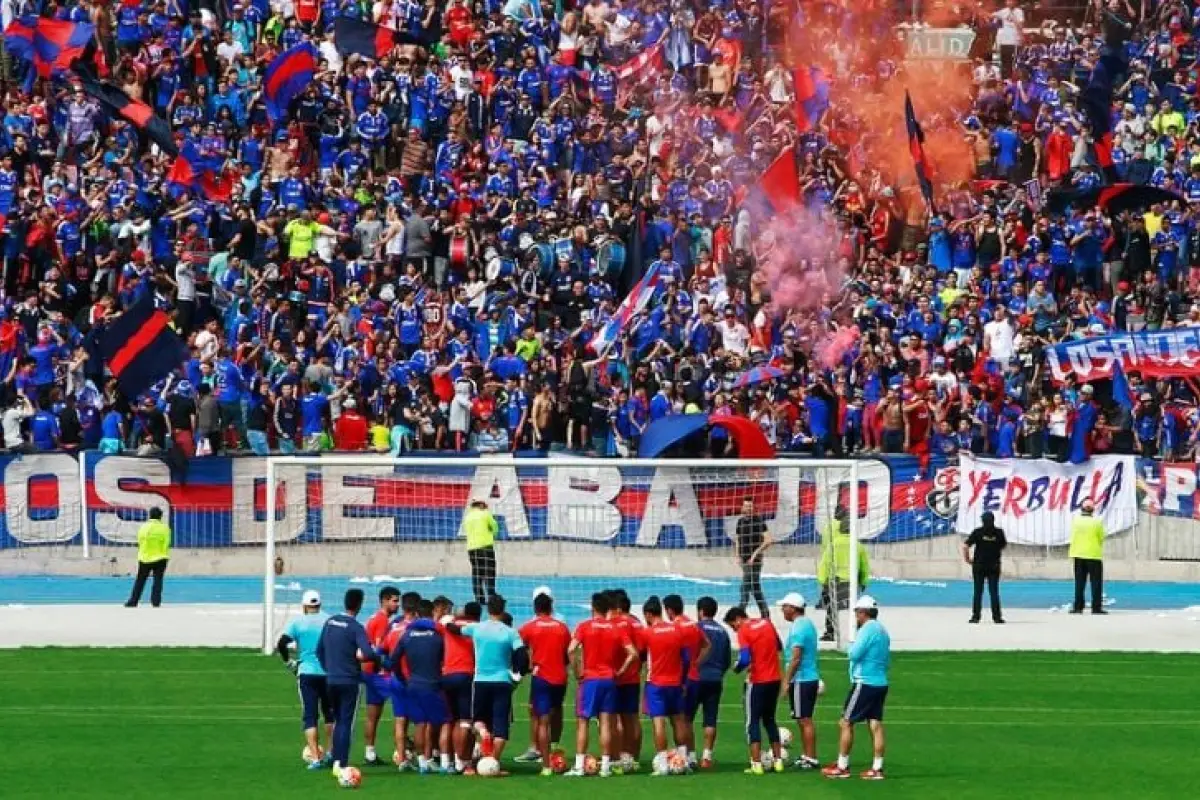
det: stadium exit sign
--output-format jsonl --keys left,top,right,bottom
{"left": 901, "top": 27, "right": 977, "bottom": 60}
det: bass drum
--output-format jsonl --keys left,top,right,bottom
{"left": 535, "top": 242, "right": 555, "bottom": 277}
{"left": 450, "top": 235, "right": 470, "bottom": 271}
{"left": 597, "top": 239, "right": 627, "bottom": 281}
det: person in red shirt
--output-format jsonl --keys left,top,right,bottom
{"left": 380, "top": 592, "right": 420, "bottom": 768}
{"left": 439, "top": 599, "right": 479, "bottom": 773}
{"left": 362, "top": 587, "right": 401, "bottom": 766}
{"left": 333, "top": 398, "right": 369, "bottom": 449}
{"left": 725, "top": 606, "right": 784, "bottom": 775}
{"left": 567, "top": 592, "right": 637, "bottom": 776}
{"left": 641, "top": 596, "right": 709, "bottom": 768}
{"left": 662, "top": 594, "right": 711, "bottom": 767}
{"left": 518, "top": 589, "right": 572, "bottom": 775}
{"left": 608, "top": 589, "right": 644, "bottom": 771}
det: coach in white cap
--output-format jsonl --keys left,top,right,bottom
{"left": 779, "top": 593, "right": 821, "bottom": 769}
{"left": 824, "top": 596, "right": 891, "bottom": 781}
{"left": 277, "top": 590, "right": 334, "bottom": 768}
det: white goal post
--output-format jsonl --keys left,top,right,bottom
{"left": 262, "top": 456, "right": 862, "bottom": 654}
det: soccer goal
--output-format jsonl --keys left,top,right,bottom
{"left": 261, "top": 456, "right": 873, "bottom": 654}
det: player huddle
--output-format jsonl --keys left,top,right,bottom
{"left": 278, "top": 583, "right": 892, "bottom": 786}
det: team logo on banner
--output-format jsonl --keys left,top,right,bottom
{"left": 927, "top": 466, "right": 959, "bottom": 519}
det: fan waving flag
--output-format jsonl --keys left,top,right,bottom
{"left": 615, "top": 39, "right": 665, "bottom": 89}
{"left": 905, "top": 91, "right": 937, "bottom": 212}
{"left": 100, "top": 294, "right": 189, "bottom": 399}
{"left": 4, "top": 17, "right": 95, "bottom": 78}
{"left": 80, "top": 77, "right": 178, "bottom": 156}
{"left": 333, "top": 17, "right": 420, "bottom": 59}
{"left": 792, "top": 65, "right": 829, "bottom": 132}
{"left": 737, "top": 145, "right": 800, "bottom": 218}
{"left": 264, "top": 42, "right": 318, "bottom": 126}
{"left": 168, "top": 143, "right": 234, "bottom": 203}
{"left": 590, "top": 260, "right": 665, "bottom": 357}
{"left": 1111, "top": 360, "right": 1134, "bottom": 412}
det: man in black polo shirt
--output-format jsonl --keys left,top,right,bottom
{"left": 962, "top": 511, "right": 1007, "bottom": 624}
{"left": 735, "top": 497, "right": 772, "bottom": 618}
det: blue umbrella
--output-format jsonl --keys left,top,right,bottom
{"left": 637, "top": 414, "right": 710, "bottom": 457}
{"left": 732, "top": 365, "right": 785, "bottom": 389}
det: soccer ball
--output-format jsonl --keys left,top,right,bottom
{"left": 818, "top": 679, "right": 826, "bottom": 696}
{"left": 667, "top": 752, "right": 689, "bottom": 775}
{"left": 583, "top": 754, "right": 600, "bottom": 775}
{"left": 476, "top": 756, "right": 501, "bottom": 777}
{"left": 778, "top": 747, "right": 790, "bottom": 762}
{"left": 548, "top": 750, "right": 568, "bottom": 774}
{"left": 761, "top": 752, "right": 774, "bottom": 769}
{"left": 338, "top": 766, "right": 362, "bottom": 788}
{"left": 779, "top": 727, "right": 793, "bottom": 747}
{"left": 302, "top": 745, "right": 323, "bottom": 764}
{"left": 651, "top": 752, "right": 670, "bottom": 776}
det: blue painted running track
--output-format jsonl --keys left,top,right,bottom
{"left": 1, "top": 575, "right": 1196, "bottom": 624}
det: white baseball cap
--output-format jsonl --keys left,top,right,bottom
{"left": 532, "top": 585, "right": 553, "bottom": 601}
{"left": 302, "top": 590, "right": 322, "bottom": 607}
{"left": 776, "top": 592, "right": 806, "bottom": 609}
{"left": 854, "top": 594, "right": 879, "bottom": 611}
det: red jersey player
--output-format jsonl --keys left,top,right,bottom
{"left": 518, "top": 589, "right": 572, "bottom": 775}
{"left": 641, "top": 596, "right": 708, "bottom": 769}
{"left": 608, "top": 589, "right": 644, "bottom": 771}
{"left": 725, "top": 606, "right": 784, "bottom": 775}
{"left": 438, "top": 599, "right": 478, "bottom": 773}
{"left": 362, "top": 587, "right": 400, "bottom": 765}
{"left": 567, "top": 592, "right": 636, "bottom": 777}
{"left": 663, "top": 593, "right": 710, "bottom": 765}
{"left": 379, "top": 592, "right": 419, "bottom": 768}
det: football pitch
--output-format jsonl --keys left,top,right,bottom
{"left": 2, "top": 650, "right": 1198, "bottom": 799}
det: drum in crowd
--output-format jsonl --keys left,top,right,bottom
{"left": 597, "top": 238, "right": 627, "bottom": 280}
{"left": 450, "top": 234, "right": 471, "bottom": 272}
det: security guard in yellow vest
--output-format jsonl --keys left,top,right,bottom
{"left": 125, "top": 507, "right": 171, "bottom": 608}
{"left": 463, "top": 499, "right": 499, "bottom": 604}
{"left": 1068, "top": 499, "right": 1106, "bottom": 615}
{"left": 817, "top": 506, "right": 870, "bottom": 641}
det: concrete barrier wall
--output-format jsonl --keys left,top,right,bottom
{"left": 3, "top": 510, "right": 1199, "bottom": 582}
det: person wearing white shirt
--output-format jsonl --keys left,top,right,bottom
{"left": 992, "top": 0, "right": 1025, "bottom": 77}
{"left": 716, "top": 307, "right": 750, "bottom": 356}
{"left": 983, "top": 306, "right": 1015, "bottom": 363}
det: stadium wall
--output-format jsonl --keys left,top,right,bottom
{"left": 0, "top": 453, "right": 1197, "bottom": 581}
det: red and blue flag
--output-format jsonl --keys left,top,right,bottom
{"left": 99, "top": 294, "right": 189, "bottom": 399}
{"left": 590, "top": 260, "right": 665, "bottom": 357}
{"left": 80, "top": 77, "right": 178, "bottom": 156}
{"left": 264, "top": 42, "right": 318, "bottom": 126}
{"left": 1111, "top": 360, "right": 1134, "bottom": 412}
{"left": 4, "top": 17, "right": 95, "bottom": 78}
{"left": 736, "top": 145, "right": 801, "bottom": 218}
{"left": 167, "top": 143, "right": 234, "bottom": 203}
{"left": 332, "top": 17, "right": 419, "bottom": 60}
{"left": 792, "top": 65, "right": 829, "bottom": 132}
{"left": 905, "top": 91, "right": 936, "bottom": 212}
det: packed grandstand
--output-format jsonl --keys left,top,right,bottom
{"left": 0, "top": 0, "right": 1189, "bottom": 467}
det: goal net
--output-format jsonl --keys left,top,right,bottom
{"left": 262, "top": 456, "right": 880, "bottom": 653}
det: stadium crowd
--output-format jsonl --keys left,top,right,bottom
{"left": 0, "top": 0, "right": 1194, "bottom": 464}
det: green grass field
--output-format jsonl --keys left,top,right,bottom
{"left": 2, "top": 648, "right": 1198, "bottom": 799}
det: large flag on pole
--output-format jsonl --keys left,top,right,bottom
{"left": 792, "top": 65, "right": 830, "bottom": 132}
{"left": 79, "top": 77, "right": 178, "bottom": 156}
{"left": 99, "top": 294, "right": 189, "bottom": 398}
{"left": 905, "top": 91, "right": 937, "bottom": 212}
{"left": 263, "top": 42, "right": 318, "bottom": 126}
{"left": 590, "top": 260, "right": 666, "bottom": 357}
{"left": 1111, "top": 359, "right": 1134, "bottom": 412}
{"left": 332, "top": 17, "right": 420, "bottom": 59}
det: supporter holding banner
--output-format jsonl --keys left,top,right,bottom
{"left": 956, "top": 455, "right": 1137, "bottom": 547}
{"left": 1045, "top": 330, "right": 1200, "bottom": 383}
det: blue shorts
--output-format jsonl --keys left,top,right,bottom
{"left": 788, "top": 680, "right": 820, "bottom": 720}
{"left": 388, "top": 675, "right": 408, "bottom": 718}
{"left": 577, "top": 678, "right": 617, "bottom": 719}
{"left": 686, "top": 679, "right": 723, "bottom": 728}
{"left": 298, "top": 674, "right": 333, "bottom": 730}
{"left": 441, "top": 673, "right": 473, "bottom": 721}
{"left": 843, "top": 683, "right": 889, "bottom": 723}
{"left": 615, "top": 683, "right": 640, "bottom": 715}
{"left": 743, "top": 680, "right": 781, "bottom": 745}
{"left": 472, "top": 681, "right": 513, "bottom": 740}
{"left": 407, "top": 687, "right": 449, "bottom": 726}
{"left": 364, "top": 672, "right": 391, "bottom": 707}
{"left": 644, "top": 684, "right": 684, "bottom": 718}
{"left": 529, "top": 676, "right": 567, "bottom": 718}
